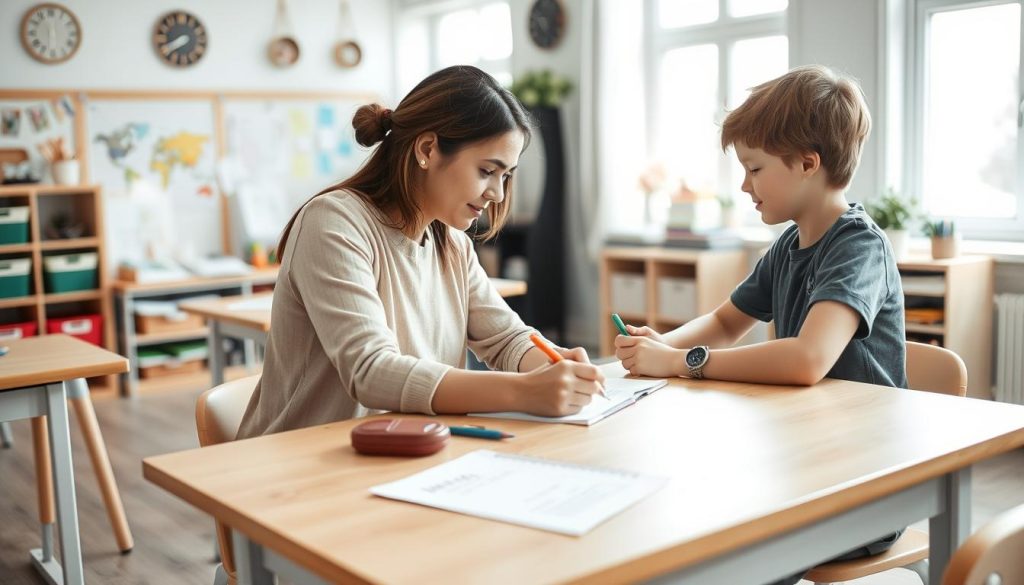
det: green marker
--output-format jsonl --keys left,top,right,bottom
{"left": 611, "top": 313, "right": 630, "bottom": 336}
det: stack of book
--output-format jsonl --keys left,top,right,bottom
{"left": 662, "top": 199, "right": 742, "bottom": 249}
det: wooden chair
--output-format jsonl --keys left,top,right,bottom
{"left": 943, "top": 502, "right": 1024, "bottom": 585}
{"left": 195, "top": 375, "right": 261, "bottom": 585}
{"left": 806, "top": 341, "right": 968, "bottom": 585}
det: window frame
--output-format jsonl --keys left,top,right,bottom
{"left": 907, "top": 0, "right": 1024, "bottom": 240}
{"left": 643, "top": 0, "right": 787, "bottom": 200}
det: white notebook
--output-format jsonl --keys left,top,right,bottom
{"left": 472, "top": 371, "right": 668, "bottom": 426}
{"left": 370, "top": 450, "right": 668, "bottom": 536}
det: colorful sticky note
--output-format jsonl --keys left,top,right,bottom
{"left": 317, "top": 104, "right": 334, "bottom": 127}
{"left": 317, "top": 152, "right": 332, "bottom": 175}
{"left": 291, "top": 153, "right": 312, "bottom": 179}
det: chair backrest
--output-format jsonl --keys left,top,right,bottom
{"left": 905, "top": 341, "right": 968, "bottom": 397}
{"left": 944, "top": 502, "right": 1024, "bottom": 585}
{"left": 195, "top": 375, "right": 261, "bottom": 447}
{"left": 194, "top": 375, "right": 260, "bottom": 585}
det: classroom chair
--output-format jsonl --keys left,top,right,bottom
{"left": 195, "top": 374, "right": 261, "bottom": 585}
{"left": 806, "top": 341, "right": 969, "bottom": 585}
{"left": 942, "top": 501, "right": 1024, "bottom": 585}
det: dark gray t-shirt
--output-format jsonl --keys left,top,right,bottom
{"left": 731, "top": 203, "right": 907, "bottom": 388}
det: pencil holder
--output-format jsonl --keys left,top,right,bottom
{"left": 52, "top": 160, "right": 80, "bottom": 186}
{"left": 930, "top": 235, "right": 959, "bottom": 260}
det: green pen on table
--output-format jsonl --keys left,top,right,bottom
{"left": 449, "top": 425, "right": 515, "bottom": 440}
{"left": 611, "top": 313, "right": 630, "bottom": 336}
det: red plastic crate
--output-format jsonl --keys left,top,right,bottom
{"left": 0, "top": 321, "right": 37, "bottom": 342}
{"left": 46, "top": 314, "right": 102, "bottom": 346}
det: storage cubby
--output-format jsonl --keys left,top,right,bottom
{"left": 600, "top": 247, "right": 748, "bottom": 356}
{"left": 0, "top": 184, "right": 115, "bottom": 396}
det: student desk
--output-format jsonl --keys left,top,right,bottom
{"left": 0, "top": 335, "right": 129, "bottom": 585}
{"left": 179, "top": 278, "right": 528, "bottom": 386}
{"left": 142, "top": 372, "right": 1024, "bottom": 585}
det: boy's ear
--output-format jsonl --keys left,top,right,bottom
{"left": 800, "top": 151, "right": 821, "bottom": 177}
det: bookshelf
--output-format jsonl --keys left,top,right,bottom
{"left": 0, "top": 184, "right": 116, "bottom": 396}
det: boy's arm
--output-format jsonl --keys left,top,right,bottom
{"left": 660, "top": 299, "right": 759, "bottom": 349}
{"left": 700, "top": 300, "right": 860, "bottom": 385}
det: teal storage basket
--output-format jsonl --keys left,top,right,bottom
{"left": 0, "top": 258, "right": 31, "bottom": 298}
{"left": 0, "top": 207, "right": 30, "bottom": 245}
{"left": 44, "top": 252, "right": 98, "bottom": 293}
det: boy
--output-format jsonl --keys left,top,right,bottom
{"left": 614, "top": 65, "right": 907, "bottom": 584}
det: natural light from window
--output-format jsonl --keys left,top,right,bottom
{"left": 923, "top": 2, "right": 1020, "bottom": 219}
{"left": 658, "top": 44, "right": 720, "bottom": 194}
{"left": 658, "top": 0, "right": 718, "bottom": 28}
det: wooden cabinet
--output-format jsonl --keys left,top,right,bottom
{"left": 898, "top": 255, "right": 994, "bottom": 399}
{"left": 0, "top": 184, "right": 116, "bottom": 396}
{"left": 112, "top": 269, "right": 277, "bottom": 396}
{"left": 599, "top": 247, "right": 748, "bottom": 356}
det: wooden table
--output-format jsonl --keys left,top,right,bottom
{"left": 179, "top": 278, "right": 528, "bottom": 387}
{"left": 1, "top": 335, "right": 129, "bottom": 585}
{"left": 143, "top": 368, "right": 1024, "bottom": 585}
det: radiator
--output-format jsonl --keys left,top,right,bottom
{"left": 995, "top": 294, "right": 1024, "bottom": 405}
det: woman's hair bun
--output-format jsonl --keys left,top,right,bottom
{"left": 353, "top": 103, "right": 393, "bottom": 147}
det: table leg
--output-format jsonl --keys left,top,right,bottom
{"left": 929, "top": 467, "right": 971, "bottom": 584}
{"left": 1, "top": 420, "right": 13, "bottom": 447}
{"left": 67, "top": 378, "right": 134, "bottom": 553}
{"left": 30, "top": 383, "right": 84, "bottom": 585}
{"left": 31, "top": 417, "right": 56, "bottom": 562}
{"left": 232, "top": 530, "right": 275, "bottom": 585}
{"left": 210, "top": 321, "right": 225, "bottom": 387}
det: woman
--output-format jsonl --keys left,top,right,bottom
{"left": 237, "top": 66, "right": 604, "bottom": 439}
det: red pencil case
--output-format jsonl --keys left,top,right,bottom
{"left": 351, "top": 418, "right": 450, "bottom": 456}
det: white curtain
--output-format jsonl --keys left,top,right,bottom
{"left": 566, "top": 0, "right": 646, "bottom": 350}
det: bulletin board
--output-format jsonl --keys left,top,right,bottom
{"left": 0, "top": 88, "right": 376, "bottom": 266}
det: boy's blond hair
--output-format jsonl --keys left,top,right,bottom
{"left": 721, "top": 65, "right": 871, "bottom": 189}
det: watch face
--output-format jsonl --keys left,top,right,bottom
{"left": 154, "top": 11, "right": 207, "bottom": 67}
{"left": 686, "top": 347, "right": 708, "bottom": 367}
{"left": 21, "top": 3, "right": 81, "bottom": 64}
{"left": 529, "top": 0, "right": 565, "bottom": 49}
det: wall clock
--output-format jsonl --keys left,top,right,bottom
{"left": 20, "top": 3, "right": 81, "bottom": 64}
{"left": 153, "top": 10, "right": 208, "bottom": 68}
{"left": 528, "top": 0, "right": 565, "bottom": 50}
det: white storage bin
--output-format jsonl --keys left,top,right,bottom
{"left": 610, "top": 273, "right": 646, "bottom": 315}
{"left": 658, "top": 277, "right": 697, "bottom": 322}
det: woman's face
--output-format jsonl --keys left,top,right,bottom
{"left": 418, "top": 130, "right": 525, "bottom": 232}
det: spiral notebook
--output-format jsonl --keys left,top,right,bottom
{"left": 370, "top": 450, "right": 668, "bottom": 536}
{"left": 472, "top": 372, "right": 668, "bottom": 426}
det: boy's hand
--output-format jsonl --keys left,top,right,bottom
{"left": 624, "top": 324, "right": 666, "bottom": 344}
{"left": 614, "top": 335, "right": 684, "bottom": 378}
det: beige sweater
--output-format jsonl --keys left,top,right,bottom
{"left": 236, "top": 190, "right": 535, "bottom": 439}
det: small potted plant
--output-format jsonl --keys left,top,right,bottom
{"left": 37, "top": 137, "right": 79, "bottom": 186}
{"left": 865, "top": 188, "right": 917, "bottom": 260}
{"left": 717, "top": 193, "right": 738, "bottom": 229}
{"left": 923, "top": 219, "right": 958, "bottom": 260}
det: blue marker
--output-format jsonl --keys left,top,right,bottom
{"left": 449, "top": 426, "right": 515, "bottom": 440}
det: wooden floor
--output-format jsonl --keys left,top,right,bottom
{"left": 1, "top": 389, "right": 1023, "bottom": 585}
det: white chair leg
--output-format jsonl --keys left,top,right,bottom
{"left": 213, "top": 563, "right": 229, "bottom": 585}
{"left": 907, "top": 558, "right": 929, "bottom": 584}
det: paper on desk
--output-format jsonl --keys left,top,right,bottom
{"left": 370, "top": 450, "right": 668, "bottom": 536}
{"left": 227, "top": 296, "right": 274, "bottom": 312}
{"left": 472, "top": 364, "right": 667, "bottom": 426}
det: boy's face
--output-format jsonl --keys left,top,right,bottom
{"left": 734, "top": 142, "right": 816, "bottom": 225}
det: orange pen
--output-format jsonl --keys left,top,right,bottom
{"left": 529, "top": 333, "right": 606, "bottom": 397}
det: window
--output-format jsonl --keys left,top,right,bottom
{"left": 396, "top": 1, "right": 513, "bottom": 96}
{"left": 910, "top": 0, "right": 1023, "bottom": 238}
{"left": 646, "top": 0, "right": 789, "bottom": 215}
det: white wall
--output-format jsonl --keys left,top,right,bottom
{"left": 1, "top": 0, "right": 396, "bottom": 95}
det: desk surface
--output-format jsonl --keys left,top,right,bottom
{"left": 177, "top": 278, "right": 528, "bottom": 333}
{"left": 0, "top": 335, "right": 129, "bottom": 391}
{"left": 143, "top": 369, "right": 1024, "bottom": 584}
{"left": 111, "top": 267, "right": 280, "bottom": 293}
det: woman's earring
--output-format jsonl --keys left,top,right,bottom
{"left": 419, "top": 160, "right": 426, "bottom": 168}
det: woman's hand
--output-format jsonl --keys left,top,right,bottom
{"left": 515, "top": 360, "right": 606, "bottom": 417}
{"left": 614, "top": 335, "right": 685, "bottom": 378}
{"left": 554, "top": 345, "right": 592, "bottom": 364}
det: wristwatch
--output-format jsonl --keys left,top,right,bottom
{"left": 685, "top": 346, "right": 711, "bottom": 379}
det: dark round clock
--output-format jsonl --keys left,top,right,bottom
{"left": 528, "top": 0, "right": 565, "bottom": 50}
{"left": 153, "top": 10, "right": 207, "bottom": 68}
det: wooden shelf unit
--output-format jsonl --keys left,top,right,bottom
{"left": 0, "top": 184, "right": 116, "bottom": 397}
{"left": 898, "top": 255, "right": 994, "bottom": 399}
{"left": 599, "top": 247, "right": 748, "bottom": 356}
{"left": 113, "top": 268, "right": 278, "bottom": 396}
